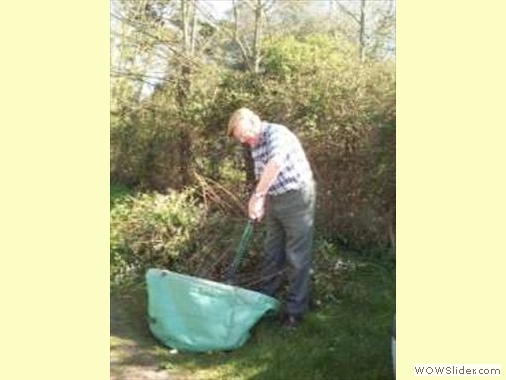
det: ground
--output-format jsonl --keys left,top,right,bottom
{"left": 110, "top": 294, "right": 173, "bottom": 380}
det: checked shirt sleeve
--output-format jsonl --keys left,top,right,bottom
{"left": 266, "top": 127, "right": 289, "bottom": 168}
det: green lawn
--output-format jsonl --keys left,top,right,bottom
{"left": 111, "top": 259, "right": 395, "bottom": 380}
{"left": 161, "top": 262, "right": 394, "bottom": 379}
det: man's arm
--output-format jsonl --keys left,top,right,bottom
{"left": 248, "top": 158, "right": 283, "bottom": 220}
{"left": 255, "top": 159, "right": 282, "bottom": 196}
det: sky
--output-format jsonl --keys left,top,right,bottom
{"left": 206, "top": 0, "right": 233, "bottom": 17}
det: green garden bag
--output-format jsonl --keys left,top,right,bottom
{"left": 146, "top": 268, "right": 279, "bottom": 352}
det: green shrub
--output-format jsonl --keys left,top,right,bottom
{"left": 110, "top": 184, "right": 260, "bottom": 286}
{"left": 110, "top": 189, "right": 205, "bottom": 279}
{"left": 111, "top": 32, "right": 395, "bottom": 251}
{"left": 110, "top": 184, "right": 132, "bottom": 208}
{"left": 109, "top": 183, "right": 392, "bottom": 309}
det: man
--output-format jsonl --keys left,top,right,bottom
{"left": 227, "top": 108, "right": 316, "bottom": 328}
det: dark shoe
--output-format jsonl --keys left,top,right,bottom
{"left": 281, "top": 314, "right": 303, "bottom": 329}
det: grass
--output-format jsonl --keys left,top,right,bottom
{"left": 110, "top": 185, "right": 396, "bottom": 379}
{"left": 162, "top": 259, "right": 394, "bottom": 380}
{"left": 111, "top": 256, "right": 395, "bottom": 380}
{"left": 110, "top": 184, "right": 132, "bottom": 209}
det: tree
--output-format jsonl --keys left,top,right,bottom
{"left": 228, "top": 0, "right": 308, "bottom": 73}
{"left": 111, "top": 0, "right": 219, "bottom": 189}
{"left": 329, "top": 0, "right": 396, "bottom": 61}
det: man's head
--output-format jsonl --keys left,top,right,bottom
{"left": 227, "top": 108, "right": 262, "bottom": 147}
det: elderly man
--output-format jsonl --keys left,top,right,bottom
{"left": 227, "top": 108, "right": 316, "bottom": 328}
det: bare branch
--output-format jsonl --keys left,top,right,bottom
{"left": 181, "top": 0, "right": 189, "bottom": 51}
{"left": 232, "top": 0, "right": 254, "bottom": 71}
{"left": 111, "top": 11, "right": 203, "bottom": 70}
{"left": 241, "top": 0, "right": 258, "bottom": 11}
{"left": 335, "top": 0, "right": 360, "bottom": 24}
{"left": 190, "top": 0, "right": 198, "bottom": 54}
{"left": 252, "top": 0, "right": 263, "bottom": 72}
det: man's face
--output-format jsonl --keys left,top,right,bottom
{"left": 232, "top": 119, "right": 259, "bottom": 147}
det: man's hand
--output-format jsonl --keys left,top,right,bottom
{"left": 248, "top": 193, "right": 265, "bottom": 220}
{"left": 248, "top": 159, "right": 281, "bottom": 220}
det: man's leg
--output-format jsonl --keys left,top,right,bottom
{"left": 284, "top": 213, "right": 314, "bottom": 317}
{"left": 259, "top": 213, "right": 286, "bottom": 297}
{"left": 281, "top": 183, "right": 315, "bottom": 317}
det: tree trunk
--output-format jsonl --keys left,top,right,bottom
{"left": 176, "top": 0, "right": 194, "bottom": 188}
{"left": 252, "top": 0, "right": 263, "bottom": 73}
{"left": 359, "top": 0, "right": 366, "bottom": 62}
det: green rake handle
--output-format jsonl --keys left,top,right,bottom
{"left": 226, "top": 218, "right": 255, "bottom": 283}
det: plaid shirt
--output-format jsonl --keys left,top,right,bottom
{"left": 251, "top": 123, "right": 313, "bottom": 196}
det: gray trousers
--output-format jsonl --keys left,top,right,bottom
{"left": 260, "top": 180, "right": 316, "bottom": 317}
